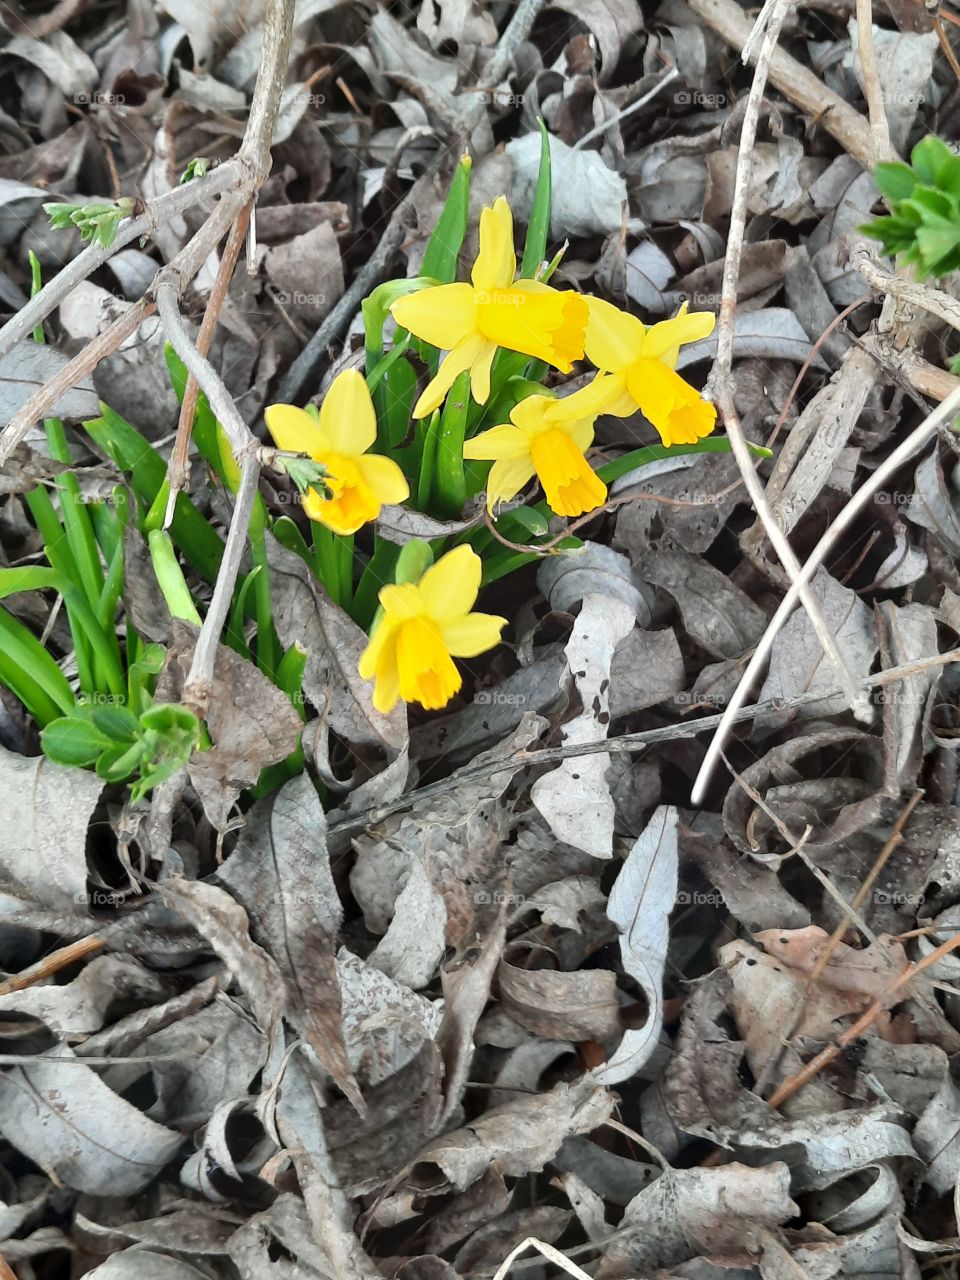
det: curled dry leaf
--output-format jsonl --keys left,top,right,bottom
{"left": 589, "top": 805, "right": 678, "bottom": 1085}
{"left": 217, "top": 771, "right": 361, "bottom": 1110}
{"left": 531, "top": 592, "right": 635, "bottom": 858}
{"left": 0, "top": 744, "right": 102, "bottom": 908}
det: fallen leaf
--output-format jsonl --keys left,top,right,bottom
{"left": 589, "top": 806, "right": 678, "bottom": 1084}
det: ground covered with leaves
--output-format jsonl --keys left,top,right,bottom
{"left": 2, "top": 0, "right": 960, "bottom": 1277}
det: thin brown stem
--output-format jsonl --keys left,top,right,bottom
{"left": 164, "top": 203, "right": 253, "bottom": 529}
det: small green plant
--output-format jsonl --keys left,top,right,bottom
{"left": 43, "top": 198, "right": 135, "bottom": 250}
{"left": 179, "top": 157, "right": 211, "bottom": 184}
{"left": 862, "top": 135, "right": 960, "bottom": 279}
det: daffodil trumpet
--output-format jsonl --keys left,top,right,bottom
{"left": 391, "top": 196, "right": 588, "bottom": 420}
{"left": 584, "top": 298, "right": 718, "bottom": 447}
{"left": 264, "top": 368, "right": 410, "bottom": 538}
{"left": 464, "top": 378, "right": 612, "bottom": 518}
{"left": 358, "top": 545, "right": 506, "bottom": 713}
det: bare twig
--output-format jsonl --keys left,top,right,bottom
{"left": 708, "top": 0, "right": 870, "bottom": 724}
{"left": 183, "top": 454, "right": 262, "bottom": 714}
{"left": 0, "top": 934, "right": 104, "bottom": 996}
{"left": 854, "top": 249, "right": 960, "bottom": 333}
{"left": 574, "top": 67, "right": 680, "bottom": 149}
{"left": 0, "top": 161, "right": 243, "bottom": 360}
{"left": 854, "top": 0, "right": 897, "bottom": 161}
{"left": 331, "top": 647, "right": 960, "bottom": 838}
{"left": 685, "top": 0, "right": 875, "bottom": 167}
{"left": 766, "top": 924, "right": 960, "bottom": 1108}
{"left": 691, "top": 380, "right": 960, "bottom": 806}
{"left": 164, "top": 203, "right": 253, "bottom": 529}
{"left": 0, "top": 300, "right": 154, "bottom": 463}
{"left": 155, "top": 279, "right": 261, "bottom": 462}
{"left": 484, "top": 0, "right": 550, "bottom": 85}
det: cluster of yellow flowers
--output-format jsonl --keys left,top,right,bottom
{"left": 263, "top": 195, "right": 718, "bottom": 715}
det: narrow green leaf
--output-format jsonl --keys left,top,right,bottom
{"left": 520, "top": 119, "right": 552, "bottom": 279}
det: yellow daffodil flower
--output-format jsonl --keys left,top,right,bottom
{"left": 391, "top": 196, "right": 588, "bottom": 420}
{"left": 265, "top": 369, "right": 409, "bottom": 535}
{"left": 584, "top": 298, "right": 718, "bottom": 446}
{"left": 464, "top": 379, "right": 612, "bottom": 517}
{"left": 359, "top": 545, "right": 506, "bottom": 713}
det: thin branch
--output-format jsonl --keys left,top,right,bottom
{"left": 690, "top": 379, "right": 960, "bottom": 805}
{"left": 484, "top": 0, "right": 550, "bottom": 85}
{"left": 574, "top": 67, "right": 680, "bottom": 149}
{"left": 183, "top": 455, "right": 261, "bottom": 714}
{"left": 164, "top": 203, "right": 253, "bottom": 529}
{"left": 854, "top": 249, "right": 960, "bottom": 333}
{"left": 854, "top": 0, "right": 896, "bottom": 161}
{"left": 155, "top": 278, "right": 261, "bottom": 461}
{"left": 0, "top": 300, "right": 154, "bottom": 465}
{"left": 0, "top": 934, "right": 104, "bottom": 996}
{"left": 685, "top": 0, "right": 875, "bottom": 167}
{"left": 331, "top": 647, "right": 960, "bottom": 838}
{"left": 766, "top": 925, "right": 960, "bottom": 1109}
{"left": 708, "top": 0, "right": 870, "bottom": 724}
{"left": 0, "top": 161, "right": 243, "bottom": 360}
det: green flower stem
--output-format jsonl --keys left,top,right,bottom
{"left": 434, "top": 371, "right": 471, "bottom": 517}
{"left": 416, "top": 410, "right": 441, "bottom": 510}
{"left": 352, "top": 536, "right": 399, "bottom": 630}
{"left": 312, "top": 524, "right": 341, "bottom": 605}
{"left": 336, "top": 534, "right": 355, "bottom": 612}
{"left": 148, "top": 529, "right": 202, "bottom": 625}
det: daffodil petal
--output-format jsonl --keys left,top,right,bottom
{"left": 469, "top": 341, "right": 496, "bottom": 405}
{"left": 530, "top": 429, "right": 606, "bottom": 517}
{"left": 379, "top": 583, "right": 424, "bottom": 621}
{"left": 264, "top": 404, "right": 329, "bottom": 458}
{"left": 463, "top": 424, "right": 534, "bottom": 461}
{"left": 358, "top": 614, "right": 397, "bottom": 680}
{"left": 627, "top": 358, "right": 718, "bottom": 446}
{"left": 476, "top": 282, "right": 587, "bottom": 371}
{"left": 472, "top": 196, "right": 516, "bottom": 293}
{"left": 412, "top": 333, "right": 487, "bottom": 419}
{"left": 441, "top": 612, "right": 507, "bottom": 658}
{"left": 485, "top": 454, "right": 538, "bottom": 512}
{"left": 356, "top": 453, "right": 410, "bottom": 505}
{"left": 391, "top": 283, "right": 477, "bottom": 351}
{"left": 417, "top": 544, "right": 481, "bottom": 622}
{"left": 639, "top": 304, "right": 716, "bottom": 368}
{"left": 509, "top": 393, "right": 557, "bottom": 437}
{"left": 317, "top": 368, "right": 377, "bottom": 456}
{"left": 544, "top": 374, "right": 620, "bottom": 424}
{"left": 396, "top": 616, "right": 462, "bottom": 710}
{"left": 359, "top": 621, "right": 402, "bottom": 713}
{"left": 584, "top": 296, "right": 646, "bottom": 373}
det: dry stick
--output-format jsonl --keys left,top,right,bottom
{"left": 0, "top": 160, "right": 243, "bottom": 363}
{"left": 163, "top": 203, "right": 253, "bottom": 529}
{"left": 1, "top": 299, "right": 155, "bottom": 461}
{"left": 686, "top": 0, "right": 875, "bottom": 167}
{"left": 182, "top": 455, "right": 261, "bottom": 714}
{"left": 0, "top": 934, "right": 105, "bottom": 997}
{"left": 753, "top": 788, "right": 923, "bottom": 1097}
{"left": 707, "top": 0, "right": 869, "bottom": 724}
{"left": 766, "top": 926, "right": 960, "bottom": 1109}
{"left": 691, "top": 379, "right": 960, "bottom": 806}
{"left": 155, "top": 276, "right": 264, "bottom": 462}
{"left": 854, "top": 0, "right": 897, "bottom": 161}
{"left": 855, "top": 249, "right": 960, "bottom": 333}
{"left": 331, "top": 648, "right": 960, "bottom": 838}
